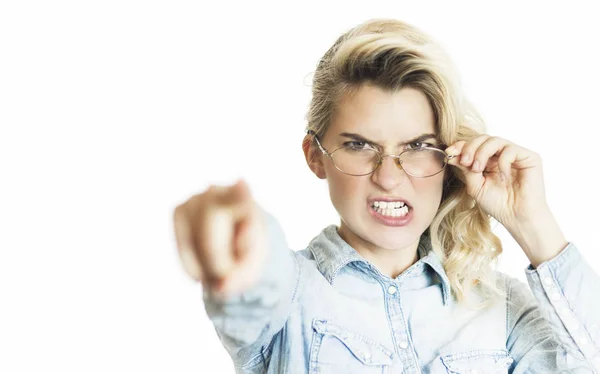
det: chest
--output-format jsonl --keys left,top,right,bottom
{"left": 283, "top": 270, "right": 512, "bottom": 374}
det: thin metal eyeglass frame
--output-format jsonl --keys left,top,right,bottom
{"left": 307, "top": 130, "right": 457, "bottom": 177}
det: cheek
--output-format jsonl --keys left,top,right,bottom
{"left": 413, "top": 176, "right": 445, "bottom": 207}
{"left": 328, "top": 172, "right": 363, "bottom": 208}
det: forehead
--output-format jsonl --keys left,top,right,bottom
{"left": 329, "top": 85, "right": 436, "bottom": 140}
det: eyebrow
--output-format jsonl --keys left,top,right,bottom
{"left": 338, "top": 132, "right": 440, "bottom": 146}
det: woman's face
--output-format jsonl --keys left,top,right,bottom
{"left": 316, "top": 85, "right": 446, "bottom": 252}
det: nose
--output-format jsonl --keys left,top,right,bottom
{"left": 371, "top": 155, "right": 406, "bottom": 190}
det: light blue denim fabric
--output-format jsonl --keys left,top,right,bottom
{"left": 203, "top": 212, "right": 600, "bottom": 373}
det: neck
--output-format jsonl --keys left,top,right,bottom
{"left": 337, "top": 224, "right": 421, "bottom": 278}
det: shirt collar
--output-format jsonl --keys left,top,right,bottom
{"left": 308, "top": 225, "right": 452, "bottom": 305}
{"left": 417, "top": 234, "right": 452, "bottom": 305}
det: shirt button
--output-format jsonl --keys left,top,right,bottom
{"left": 543, "top": 276, "right": 554, "bottom": 286}
{"left": 398, "top": 341, "right": 408, "bottom": 349}
{"left": 388, "top": 285, "right": 398, "bottom": 295}
{"left": 551, "top": 292, "right": 561, "bottom": 301}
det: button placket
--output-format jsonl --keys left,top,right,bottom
{"left": 385, "top": 283, "right": 419, "bottom": 373}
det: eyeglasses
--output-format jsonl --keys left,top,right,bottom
{"left": 308, "top": 130, "right": 456, "bottom": 177}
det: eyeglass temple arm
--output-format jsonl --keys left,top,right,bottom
{"left": 306, "top": 129, "right": 329, "bottom": 154}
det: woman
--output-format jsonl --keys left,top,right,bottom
{"left": 174, "top": 18, "right": 600, "bottom": 373}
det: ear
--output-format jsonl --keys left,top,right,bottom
{"left": 302, "top": 134, "right": 327, "bottom": 179}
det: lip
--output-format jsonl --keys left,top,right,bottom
{"left": 367, "top": 197, "right": 412, "bottom": 209}
{"left": 367, "top": 202, "right": 414, "bottom": 227}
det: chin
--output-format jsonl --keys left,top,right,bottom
{"left": 371, "top": 212, "right": 429, "bottom": 241}
{"left": 355, "top": 223, "right": 417, "bottom": 250}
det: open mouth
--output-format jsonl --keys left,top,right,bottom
{"left": 370, "top": 201, "right": 411, "bottom": 218}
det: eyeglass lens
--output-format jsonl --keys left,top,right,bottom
{"left": 331, "top": 147, "right": 446, "bottom": 177}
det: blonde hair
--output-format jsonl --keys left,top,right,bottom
{"left": 305, "top": 18, "right": 504, "bottom": 308}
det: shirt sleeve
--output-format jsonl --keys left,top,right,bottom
{"left": 201, "top": 209, "right": 301, "bottom": 371}
{"left": 506, "top": 242, "right": 600, "bottom": 373}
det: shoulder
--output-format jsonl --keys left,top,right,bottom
{"left": 292, "top": 247, "right": 323, "bottom": 280}
{"left": 500, "top": 273, "right": 535, "bottom": 302}
{"left": 295, "top": 247, "right": 316, "bottom": 261}
{"left": 491, "top": 271, "right": 535, "bottom": 307}
{"left": 290, "top": 247, "right": 327, "bottom": 284}
{"left": 493, "top": 271, "right": 544, "bottom": 337}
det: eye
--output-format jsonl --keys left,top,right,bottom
{"left": 407, "top": 141, "right": 435, "bottom": 150}
{"left": 343, "top": 141, "right": 375, "bottom": 150}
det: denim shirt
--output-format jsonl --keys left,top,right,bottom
{"left": 203, "top": 213, "right": 600, "bottom": 373}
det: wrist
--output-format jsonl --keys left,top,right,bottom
{"left": 504, "top": 208, "right": 568, "bottom": 268}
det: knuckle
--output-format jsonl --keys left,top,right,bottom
{"left": 447, "top": 140, "right": 465, "bottom": 154}
{"left": 472, "top": 146, "right": 486, "bottom": 157}
{"left": 470, "top": 134, "right": 488, "bottom": 147}
{"left": 464, "top": 140, "right": 480, "bottom": 153}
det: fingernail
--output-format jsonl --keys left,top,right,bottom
{"left": 472, "top": 161, "right": 480, "bottom": 172}
{"left": 461, "top": 154, "right": 471, "bottom": 165}
{"left": 500, "top": 172, "right": 507, "bottom": 182}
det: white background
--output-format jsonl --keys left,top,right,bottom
{"left": 1, "top": 1, "right": 599, "bottom": 373}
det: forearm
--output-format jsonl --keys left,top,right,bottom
{"left": 203, "top": 210, "right": 300, "bottom": 364}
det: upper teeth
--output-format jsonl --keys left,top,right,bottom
{"left": 373, "top": 201, "right": 407, "bottom": 209}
